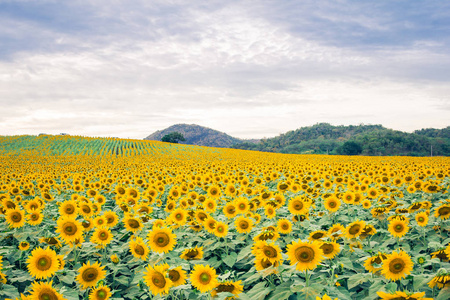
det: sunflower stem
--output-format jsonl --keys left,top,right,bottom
{"left": 305, "top": 269, "right": 310, "bottom": 288}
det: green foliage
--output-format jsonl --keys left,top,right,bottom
{"left": 338, "top": 141, "right": 363, "bottom": 155}
{"left": 161, "top": 132, "right": 186, "bottom": 143}
{"left": 232, "top": 123, "right": 450, "bottom": 156}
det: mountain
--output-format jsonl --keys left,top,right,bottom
{"left": 232, "top": 123, "right": 450, "bottom": 156}
{"left": 144, "top": 124, "right": 245, "bottom": 148}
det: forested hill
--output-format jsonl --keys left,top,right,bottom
{"left": 232, "top": 123, "right": 450, "bottom": 156}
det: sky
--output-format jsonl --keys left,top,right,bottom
{"left": 0, "top": 0, "right": 449, "bottom": 139}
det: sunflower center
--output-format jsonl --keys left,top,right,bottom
{"left": 329, "top": 201, "right": 336, "bottom": 208}
{"left": 311, "top": 232, "right": 324, "bottom": 239}
{"left": 394, "top": 225, "right": 403, "bottom": 232}
{"left": 65, "top": 205, "right": 74, "bottom": 214}
{"left": 348, "top": 224, "right": 361, "bottom": 235}
{"left": 263, "top": 246, "right": 277, "bottom": 258}
{"left": 82, "top": 267, "right": 99, "bottom": 282}
{"left": 239, "top": 220, "right": 249, "bottom": 229}
{"left": 418, "top": 217, "right": 424, "bottom": 222}
{"left": 154, "top": 232, "right": 170, "bottom": 247}
{"left": 168, "top": 270, "right": 180, "bottom": 281}
{"left": 293, "top": 201, "right": 303, "bottom": 210}
{"left": 282, "top": 223, "right": 289, "bottom": 230}
{"left": 216, "top": 284, "right": 235, "bottom": 293}
{"left": 186, "top": 249, "right": 198, "bottom": 258}
{"left": 31, "top": 213, "right": 38, "bottom": 220}
{"left": 389, "top": 258, "right": 405, "bottom": 274}
{"left": 37, "top": 256, "right": 51, "bottom": 271}
{"left": 239, "top": 204, "right": 245, "bottom": 209}
{"left": 152, "top": 272, "right": 166, "bottom": 288}
{"left": 176, "top": 213, "right": 182, "bottom": 220}
{"left": 227, "top": 206, "right": 235, "bottom": 214}
{"left": 261, "top": 259, "right": 273, "bottom": 268}
{"left": 40, "top": 291, "right": 58, "bottom": 300}
{"left": 128, "top": 219, "right": 140, "bottom": 228}
{"left": 295, "top": 246, "right": 314, "bottom": 263}
{"left": 217, "top": 226, "right": 223, "bottom": 232}
{"left": 63, "top": 223, "right": 77, "bottom": 235}
{"left": 97, "top": 290, "right": 107, "bottom": 299}
{"left": 11, "top": 212, "right": 22, "bottom": 222}
{"left": 134, "top": 245, "right": 145, "bottom": 255}
{"left": 99, "top": 232, "right": 108, "bottom": 240}
{"left": 320, "top": 244, "right": 334, "bottom": 255}
{"left": 438, "top": 207, "right": 450, "bottom": 216}
{"left": 200, "top": 273, "right": 211, "bottom": 284}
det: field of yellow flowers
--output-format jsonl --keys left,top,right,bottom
{"left": 0, "top": 135, "right": 449, "bottom": 300}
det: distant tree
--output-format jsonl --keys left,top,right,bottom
{"left": 161, "top": 132, "right": 186, "bottom": 143}
{"left": 339, "top": 141, "right": 363, "bottom": 155}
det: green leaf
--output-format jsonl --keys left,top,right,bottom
{"left": 267, "top": 281, "right": 293, "bottom": 300}
{"left": 61, "top": 288, "right": 79, "bottom": 300}
{"left": 0, "top": 284, "right": 19, "bottom": 299}
{"left": 223, "top": 252, "right": 238, "bottom": 268}
{"left": 437, "top": 287, "right": 450, "bottom": 300}
{"left": 115, "top": 275, "right": 130, "bottom": 285}
{"left": 347, "top": 273, "right": 371, "bottom": 290}
{"left": 236, "top": 244, "right": 252, "bottom": 262}
{"left": 60, "top": 271, "right": 76, "bottom": 285}
{"left": 247, "top": 281, "right": 271, "bottom": 300}
{"left": 413, "top": 274, "right": 432, "bottom": 290}
{"left": 296, "top": 284, "right": 323, "bottom": 300}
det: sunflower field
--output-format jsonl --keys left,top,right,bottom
{"left": 0, "top": 135, "right": 449, "bottom": 300}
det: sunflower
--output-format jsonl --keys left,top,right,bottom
{"left": 431, "top": 249, "right": 448, "bottom": 262}
{"left": 92, "top": 215, "right": 107, "bottom": 228}
{"left": 367, "top": 187, "right": 379, "bottom": 199}
{"left": 89, "top": 284, "right": 111, "bottom": 300}
{"left": 129, "top": 236, "right": 149, "bottom": 260}
{"left": 179, "top": 245, "right": 203, "bottom": 260}
{"left": 434, "top": 204, "right": 450, "bottom": 220}
{"left": 79, "top": 202, "right": 95, "bottom": 218}
{"left": 203, "top": 198, "right": 217, "bottom": 213}
{"left": 254, "top": 241, "right": 283, "bottom": 264}
{"left": 5, "top": 208, "right": 25, "bottom": 228}
{"left": 235, "top": 197, "right": 249, "bottom": 214}
{"left": 364, "top": 253, "right": 387, "bottom": 273}
{"left": 415, "top": 212, "right": 428, "bottom": 227}
{"left": 167, "top": 266, "right": 186, "bottom": 287}
{"left": 190, "top": 264, "right": 219, "bottom": 293}
{"left": 26, "top": 210, "right": 44, "bottom": 225}
{"left": 254, "top": 257, "right": 280, "bottom": 272}
{"left": 328, "top": 224, "right": 345, "bottom": 240}
{"left": 428, "top": 272, "right": 450, "bottom": 289}
{"left": 170, "top": 208, "right": 188, "bottom": 226}
{"left": 214, "top": 221, "right": 228, "bottom": 238}
{"left": 29, "top": 280, "right": 65, "bottom": 300}
{"left": 195, "top": 211, "right": 209, "bottom": 224}
{"left": 143, "top": 264, "right": 172, "bottom": 296}
{"left": 55, "top": 216, "right": 83, "bottom": 244}
{"left": 59, "top": 200, "right": 79, "bottom": 217}
{"left": 207, "top": 184, "right": 221, "bottom": 198}
{"left": 362, "top": 200, "right": 371, "bottom": 209}
{"left": 211, "top": 280, "right": 244, "bottom": 298}
{"left": 27, "top": 247, "right": 59, "bottom": 279}
{"left": 387, "top": 219, "right": 409, "bottom": 238}
{"left": 223, "top": 202, "right": 238, "bottom": 218}
{"left": 381, "top": 250, "right": 413, "bottom": 281}
{"left": 110, "top": 254, "right": 120, "bottom": 264}
{"left": 235, "top": 216, "right": 253, "bottom": 234}
{"left": 204, "top": 217, "right": 217, "bottom": 234}
{"left": 277, "top": 219, "right": 292, "bottom": 234}
{"left": 345, "top": 220, "right": 366, "bottom": 239}
{"left": 18, "top": 241, "right": 30, "bottom": 251}
{"left": 324, "top": 196, "right": 341, "bottom": 213}
{"left": 76, "top": 261, "right": 106, "bottom": 290}
{"left": 147, "top": 227, "right": 177, "bottom": 253}
{"left": 123, "top": 214, "right": 143, "bottom": 233}
{"left": 320, "top": 241, "right": 340, "bottom": 259}
{"left": 309, "top": 230, "right": 328, "bottom": 241}
{"left": 376, "top": 290, "right": 430, "bottom": 300}
{"left": 288, "top": 197, "right": 310, "bottom": 215}
{"left": 286, "top": 240, "right": 323, "bottom": 271}
{"left": 90, "top": 227, "right": 113, "bottom": 248}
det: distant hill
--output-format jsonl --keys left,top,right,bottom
{"left": 144, "top": 124, "right": 245, "bottom": 148}
{"left": 232, "top": 123, "right": 450, "bottom": 156}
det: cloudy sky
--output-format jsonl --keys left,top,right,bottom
{"left": 0, "top": 0, "right": 449, "bottom": 139}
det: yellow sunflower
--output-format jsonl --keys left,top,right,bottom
{"left": 320, "top": 241, "right": 340, "bottom": 259}
{"left": 211, "top": 280, "right": 244, "bottom": 298}
{"left": 235, "top": 216, "right": 253, "bottom": 234}
{"left": 123, "top": 214, "right": 143, "bottom": 233}
{"left": 288, "top": 197, "right": 310, "bottom": 215}
{"left": 29, "top": 280, "right": 65, "bottom": 300}
{"left": 376, "top": 290, "right": 429, "bottom": 300}
{"left": 55, "top": 216, "right": 83, "bottom": 244}
{"left": 18, "top": 241, "right": 30, "bottom": 251}
{"left": 143, "top": 264, "right": 172, "bottom": 296}
{"left": 381, "top": 250, "right": 413, "bottom": 281}
{"left": 129, "top": 236, "right": 149, "bottom": 260}
{"left": 76, "top": 261, "right": 106, "bottom": 290}
{"left": 27, "top": 247, "right": 59, "bottom": 279}
{"left": 90, "top": 227, "right": 113, "bottom": 248}
{"left": 167, "top": 266, "right": 186, "bottom": 287}
{"left": 59, "top": 200, "right": 79, "bottom": 217}
{"left": 26, "top": 209, "right": 44, "bottom": 226}
{"left": 434, "top": 204, "right": 450, "bottom": 220}
{"left": 254, "top": 257, "right": 280, "bottom": 272}
{"left": 254, "top": 241, "right": 283, "bottom": 264}
{"left": 207, "top": 184, "right": 221, "bottom": 198}
{"left": 103, "top": 211, "right": 118, "bottom": 228}
{"left": 388, "top": 219, "right": 409, "bottom": 238}
{"left": 309, "top": 230, "right": 328, "bottom": 241}
{"left": 93, "top": 215, "right": 108, "bottom": 228}
{"left": 324, "top": 196, "right": 341, "bottom": 213}
{"left": 170, "top": 208, "right": 188, "bottom": 226}
{"left": 328, "top": 224, "right": 345, "bottom": 240}
{"left": 190, "top": 264, "right": 219, "bottom": 293}
{"left": 345, "top": 220, "right": 366, "bottom": 239}
{"left": 89, "top": 284, "right": 112, "bottom": 300}
{"left": 428, "top": 272, "right": 450, "bottom": 289}
{"left": 277, "top": 219, "right": 292, "bottom": 234}
{"left": 286, "top": 240, "right": 324, "bottom": 271}
{"left": 235, "top": 197, "right": 249, "bottom": 214}
{"left": 214, "top": 221, "right": 228, "bottom": 238}
{"left": 180, "top": 246, "right": 203, "bottom": 260}
{"left": 223, "top": 202, "right": 238, "bottom": 218}
{"left": 147, "top": 227, "right": 177, "bottom": 253}
{"left": 5, "top": 208, "right": 25, "bottom": 228}
{"left": 364, "top": 253, "right": 387, "bottom": 273}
